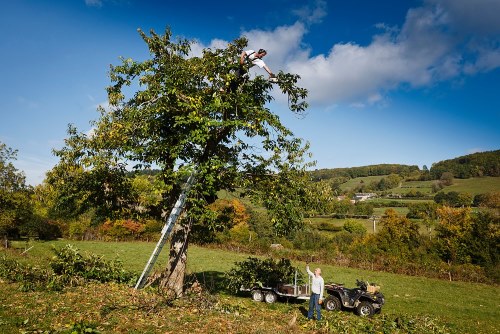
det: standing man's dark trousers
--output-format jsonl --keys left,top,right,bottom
{"left": 308, "top": 293, "right": 321, "bottom": 320}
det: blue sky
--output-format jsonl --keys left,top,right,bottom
{"left": 1, "top": 0, "right": 499, "bottom": 186}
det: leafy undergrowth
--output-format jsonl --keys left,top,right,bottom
{"left": 0, "top": 279, "right": 455, "bottom": 334}
{"left": 0, "top": 245, "right": 136, "bottom": 292}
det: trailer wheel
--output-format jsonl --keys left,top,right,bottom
{"left": 251, "top": 289, "right": 264, "bottom": 302}
{"left": 264, "top": 291, "right": 277, "bottom": 304}
{"left": 325, "top": 296, "right": 341, "bottom": 311}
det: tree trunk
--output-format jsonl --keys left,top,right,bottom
{"left": 158, "top": 217, "right": 192, "bottom": 297}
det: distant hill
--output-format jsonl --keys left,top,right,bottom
{"left": 309, "top": 164, "right": 419, "bottom": 181}
{"left": 309, "top": 150, "right": 500, "bottom": 181}
{"left": 430, "top": 150, "right": 500, "bottom": 179}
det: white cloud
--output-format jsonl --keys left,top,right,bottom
{"left": 292, "top": 0, "right": 327, "bottom": 25}
{"left": 242, "top": 22, "right": 309, "bottom": 68}
{"left": 427, "top": 0, "right": 500, "bottom": 35}
{"left": 189, "top": 38, "right": 229, "bottom": 58}
{"left": 285, "top": 3, "right": 473, "bottom": 106}
{"left": 463, "top": 44, "right": 500, "bottom": 74}
{"left": 282, "top": 0, "right": 498, "bottom": 106}
{"left": 188, "top": 0, "right": 499, "bottom": 108}
{"left": 85, "top": 0, "right": 103, "bottom": 7}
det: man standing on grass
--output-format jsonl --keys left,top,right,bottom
{"left": 306, "top": 264, "right": 324, "bottom": 321}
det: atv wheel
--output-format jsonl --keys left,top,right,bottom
{"left": 251, "top": 289, "right": 264, "bottom": 302}
{"left": 264, "top": 291, "right": 277, "bottom": 304}
{"left": 356, "top": 301, "right": 375, "bottom": 317}
{"left": 324, "top": 296, "right": 342, "bottom": 311}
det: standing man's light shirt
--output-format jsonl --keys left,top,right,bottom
{"left": 307, "top": 265, "right": 324, "bottom": 300}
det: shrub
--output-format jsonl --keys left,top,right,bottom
{"left": 225, "top": 257, "right": 302, "bottom": 292}
{"left": 50, "top": 244, "right": 135, "bottom": 284}
{"left": 342, "top": 219, "right": 367, "bottom": 235}
{"left": 1, "top": 245, "right": 137, "bottom": 292}
{"left": 0, "top": 255, "right": 52, "bottom": 291}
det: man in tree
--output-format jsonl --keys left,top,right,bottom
{"left": 50, "top": 27, "right": 310, "bottom": 297}
{"left": 239, "top": 48, "right": 275, "bottom": 80}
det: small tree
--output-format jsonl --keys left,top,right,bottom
{"left": 191, "top": 198, "right": 250, "bottom": 243}
{"left": 440, "top": 172, "right": 454, "bottom": 186}
{"left": 343, "top": 219, "right": 367, "bottom": 236}
{"left": 435, "top": 206, "right": 473, "bottom": 265}
{"left": 376, "top": 209, "right": 421, "bottom": 254}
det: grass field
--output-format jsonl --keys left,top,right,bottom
{"left": 1, "top": 240, "right": 499, "bottom": 334}
{"left": 442, "top": 176, "right": 500, "bottom": 196}
{"left": 390, "top": 180, "right": 434, "bottom": 195}
{"left": 338, "top": 176, "right": 500, "bottom": 196}
{"left": 339, "top": 175, "right": 386, "bottom": 191}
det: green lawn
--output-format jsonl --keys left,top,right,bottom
{"left": 338, "top": 176, "right": 500, "bottom": 197}
{"left": 390, "top": 180, "right": 434, "bottom": 195}
{"left": 3, "top": 240, "right": 498, "bottom": 334}
{"left": 339, "top": 175, "right": 386, "bottom": 191}
{"left": 372, "top": 206, "right": 409, "bottom": 216}
{"left": 441, "top": 176, "right": 500, "bottom": 196}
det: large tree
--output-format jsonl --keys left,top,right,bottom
{"left": 50, "top": 28, "right": 310, "bottom": 296}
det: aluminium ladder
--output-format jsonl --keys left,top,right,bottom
{"left": 134, "top": 172, "right": 197, "bottom": 289}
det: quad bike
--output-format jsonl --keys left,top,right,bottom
{"left": 324, "top": 279, "right": 385, "bottom": 317}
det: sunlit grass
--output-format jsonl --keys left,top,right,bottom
{"left": 4, "top": 240, "right": 499, "bottom": 333}
{"left": 443, "top": 176, "right": 500, "bottom": 196}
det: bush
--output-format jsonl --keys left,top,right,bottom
{"left": 50, "top": 244, "right": 135, "bottom": 284}
{"left": 316, "top": 222, "right": 342, "bottom": 232}
{"left": 0, "top": 255, "right": 52, "bottom": 291}
{"left": 342, "top": 219, "right": 367, "bottom": 235}
{"left": 329, "top": 231, "right": 361, "bottom": 253}
{"left": 225, "top": 257, "right": 302, "bottom": 293}
{"left": 0, "top": 244, "right": 137, "bottom": 292}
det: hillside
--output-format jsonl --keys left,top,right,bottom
{"left": 309, "top": 150, "right": 500, "bottom": 182}
{"left": 430, "top": 149, "right": 500, "bottom": 179}
{"left": 339, "top": 176, "right": 500, "bottom": 197}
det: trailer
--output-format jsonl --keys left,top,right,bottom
{"left": 241, "top": 270, "right": 312, "bottom": 303}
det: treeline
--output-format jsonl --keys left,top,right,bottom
{"left": 309, "top": 164, "right": 420, "bottom": 181}
{"left": 310, "top": 150, "right": 500, "bottom": 182}
{"left": 430, "top": 150, "right": 500, "bottom": 179}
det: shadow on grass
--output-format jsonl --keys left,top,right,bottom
{"left": 185, "top": 271, "right": 229, "bottom": 294}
